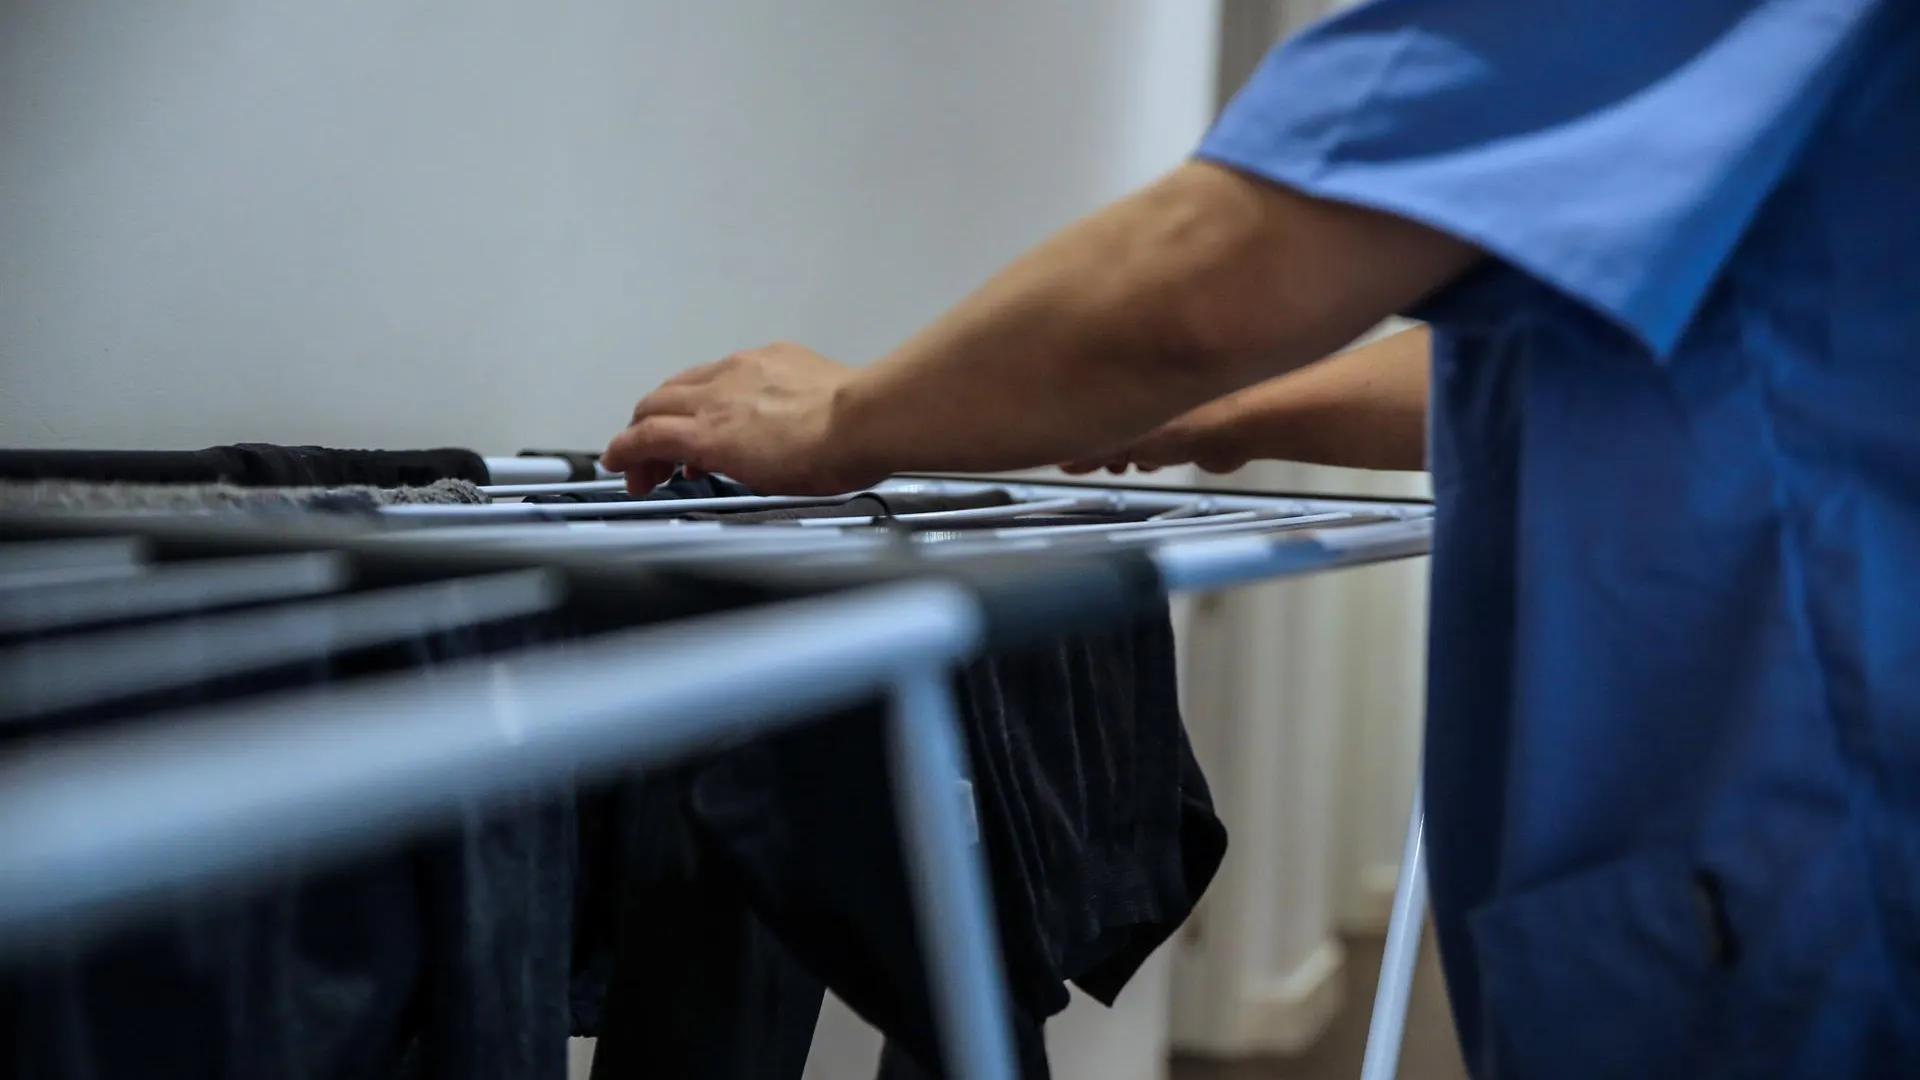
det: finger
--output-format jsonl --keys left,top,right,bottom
{"left": 622, "top": 461, "right": 677, "bottom": 495}
{"left": 603, "top": 414, "right": 706, "bottom": 479}
{"left": 1134, "top": 445, "right": 1184, "bottom": 472}
{"left": 1065, "top": 447, "right": 1132, "bottom": 473}
{"left": 628, "top": 383, "right": 707, "bottom": 425}
{"left": 629, "top": 360, "right": 732, "bottom": 424}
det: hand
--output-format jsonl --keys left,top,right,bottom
{"left": 1060, "top": 397, "right": 1252, "bottom": 476}
{"left": 602, "top": 343, "right": 883, "bottom": 495}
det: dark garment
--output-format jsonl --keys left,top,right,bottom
{"left": 701, "top": 610, "right": 1220, "bottom": 1079}
{"left": 526, "top": 480, "right": 1020, "bottom": 521}
{"left": 4, "top": 497, "right": 1222, "bottom": 1080}
{"left": 523, "top": 480, "right": 1150, "bottom": 530}
{"left": 524, "top": 476, "right": 756, "bottom": 505}
{"left": 582, "top": 768, "right": 825, "bottom": 1080}
{"left": 0, "top": 446, "right": 490, "bottom": 489}
{"left": 587, "top": 605, "right": 1224, "bottom": 1080}
{"left": 526, "top": 480, "right": 1051, "bottom": 527}
{"left": 683, "top": 490, "right": 1014, "bottom": 523}
{"left": 387, "top": 621, "right": 575, "bottom": 1080}
{"left": 3, "top": 856, "right": 426, "bottom": 1080}
{"left": 0, "top": 613, "right": 575, "bottom": 1080}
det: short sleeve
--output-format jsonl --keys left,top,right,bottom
{"left": 1198, "top": 0, "right": 1884, "bottom": 356}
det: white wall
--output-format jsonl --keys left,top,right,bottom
{"left": 0, "top": 0, "right": 1216, "bottom": 458}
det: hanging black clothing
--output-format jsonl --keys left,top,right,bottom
{"left": 0, "top": 615, "right": 576, "bottom": 1080}
{"left": 3, "top": 477, "right": 1227, "bottom": 1080}
{"left": 586, "top": 604, "right": 1224, "bottom": 1080}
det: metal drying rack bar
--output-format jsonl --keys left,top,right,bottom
{"left": 0, "top": 463, "right": 1438, "bottom": 1080}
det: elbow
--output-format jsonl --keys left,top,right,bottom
{"left": 1143, "top": 162, "right": 1475, "bottom": 387}
{"left": 1140, "top": 163, "right": 1369, "bottom": 380}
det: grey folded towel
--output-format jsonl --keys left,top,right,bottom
{"left": 0, "top": 478, "right": 488, "bottom": 515}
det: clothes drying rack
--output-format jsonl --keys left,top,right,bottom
{"left": 0, "top": 460, "right": 1433, "bottom": 1080}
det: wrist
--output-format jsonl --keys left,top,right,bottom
{"left": 824, "top": 370, "right": 898, "bottom": 490}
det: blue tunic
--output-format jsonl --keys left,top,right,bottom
{"left": 1197, "top": 1, "right": 1920, "bottom": 1075}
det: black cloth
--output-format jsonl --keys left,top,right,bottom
{"left": 525, "top": 481, "right": 1158, "bottom": 529}
{"left": 682, "top": 490, "right": 1014, "bottom": 523}
{"left": 525, "top": 480, "right": 1018, "bottom": 520}
{"left": 579, "top": 768, "right": 826, "bottom": 1079}
{"left": 0, "top": 445, "right": 490, "bottom": 488}
{"left": 3, "top": 495, "right": 1224, "bottom": 1080}
{"left": 0, "top": 612, "right": 575, "bottom": 1080}
{"left": 586, "top": 605, "right": 1224, "bottom": 1080}
{"left": 524, "top": 475, "right": 755, "bottom": 505}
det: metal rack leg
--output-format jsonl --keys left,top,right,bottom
{"left": 1359, "top": 786, "right": 1427, "bottom": 1080}
{"left": 888, "top": 668, "right": 1019, "bottom": 1080}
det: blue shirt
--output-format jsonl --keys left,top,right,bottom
{"left": 1198, "top": 2, "right": 1920, "bottom": 1075}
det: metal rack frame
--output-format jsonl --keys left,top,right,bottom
{"left": 0, "top": 470, "right": 1436, "bottom": 1080}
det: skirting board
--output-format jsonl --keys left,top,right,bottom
{"left": 1337, "top": 862, "right": 1404, "bottom": 936}
{"left": 1172, "top": 938, "right": 1347, "bottom": 1058}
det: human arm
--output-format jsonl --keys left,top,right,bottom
{"left": 602, "top": 163, "right": 1476, "bottom": 494}
{"left": 1062, "top": 324, "right": 1432, "bottom": 476}
{"left": 604, "top": 0, "right": 1879, "bottom": 496}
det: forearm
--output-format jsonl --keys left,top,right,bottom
{"left": 830, "top": 162, "right": 1475, "bottom": 478}
{"left": 1219, "top": 325, "right": 1431, "bottom": 471}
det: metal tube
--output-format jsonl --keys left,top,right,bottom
{"left": 479, "top": 478, "right": 629, "bottom": 497}
{"left": 370, "top": 520, "right": 731, "bottom": 547}
{"left": 1043, "top": 511, "right": 1357, "bottom": 544}
{"left": 889, "top": 669, "right": 1019, "bottom": 1080}
{"left": 381, "top": 493, "right": 868, "bottom": 522}
{"left": 0, "top": 569, "right": 563, "bottom": 721}
{"left": 0, "top": 552, "right": 349, "bottom": 635}
{"left": 479, "top": 457, "right": 575, "bottom": 485}
{"left": 459, "top": 472, "right": 1429, "bottom": 522}
{"left": 883, "top": 475, "right": 1424, "bottom": 520}
{"left": 0, "top": 537, "right": 147, "bottom": 579}
{"left": 791, "top": 497, "right": 1095, "bottom": 528}
{"left": 0, "top": 537, "right": 149, "bottom": 590}
{"left": 1359, "top": 787, "right": 1428, "bottom": 1080}
{"left": 1150, "top": 517, "right": 1434, "bottom": 592}
{"left": 0, "top": 580, "right": 986, "bottom": 952}
{"left": 981, "top": 510, "right": 1271, "bottom": 538}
